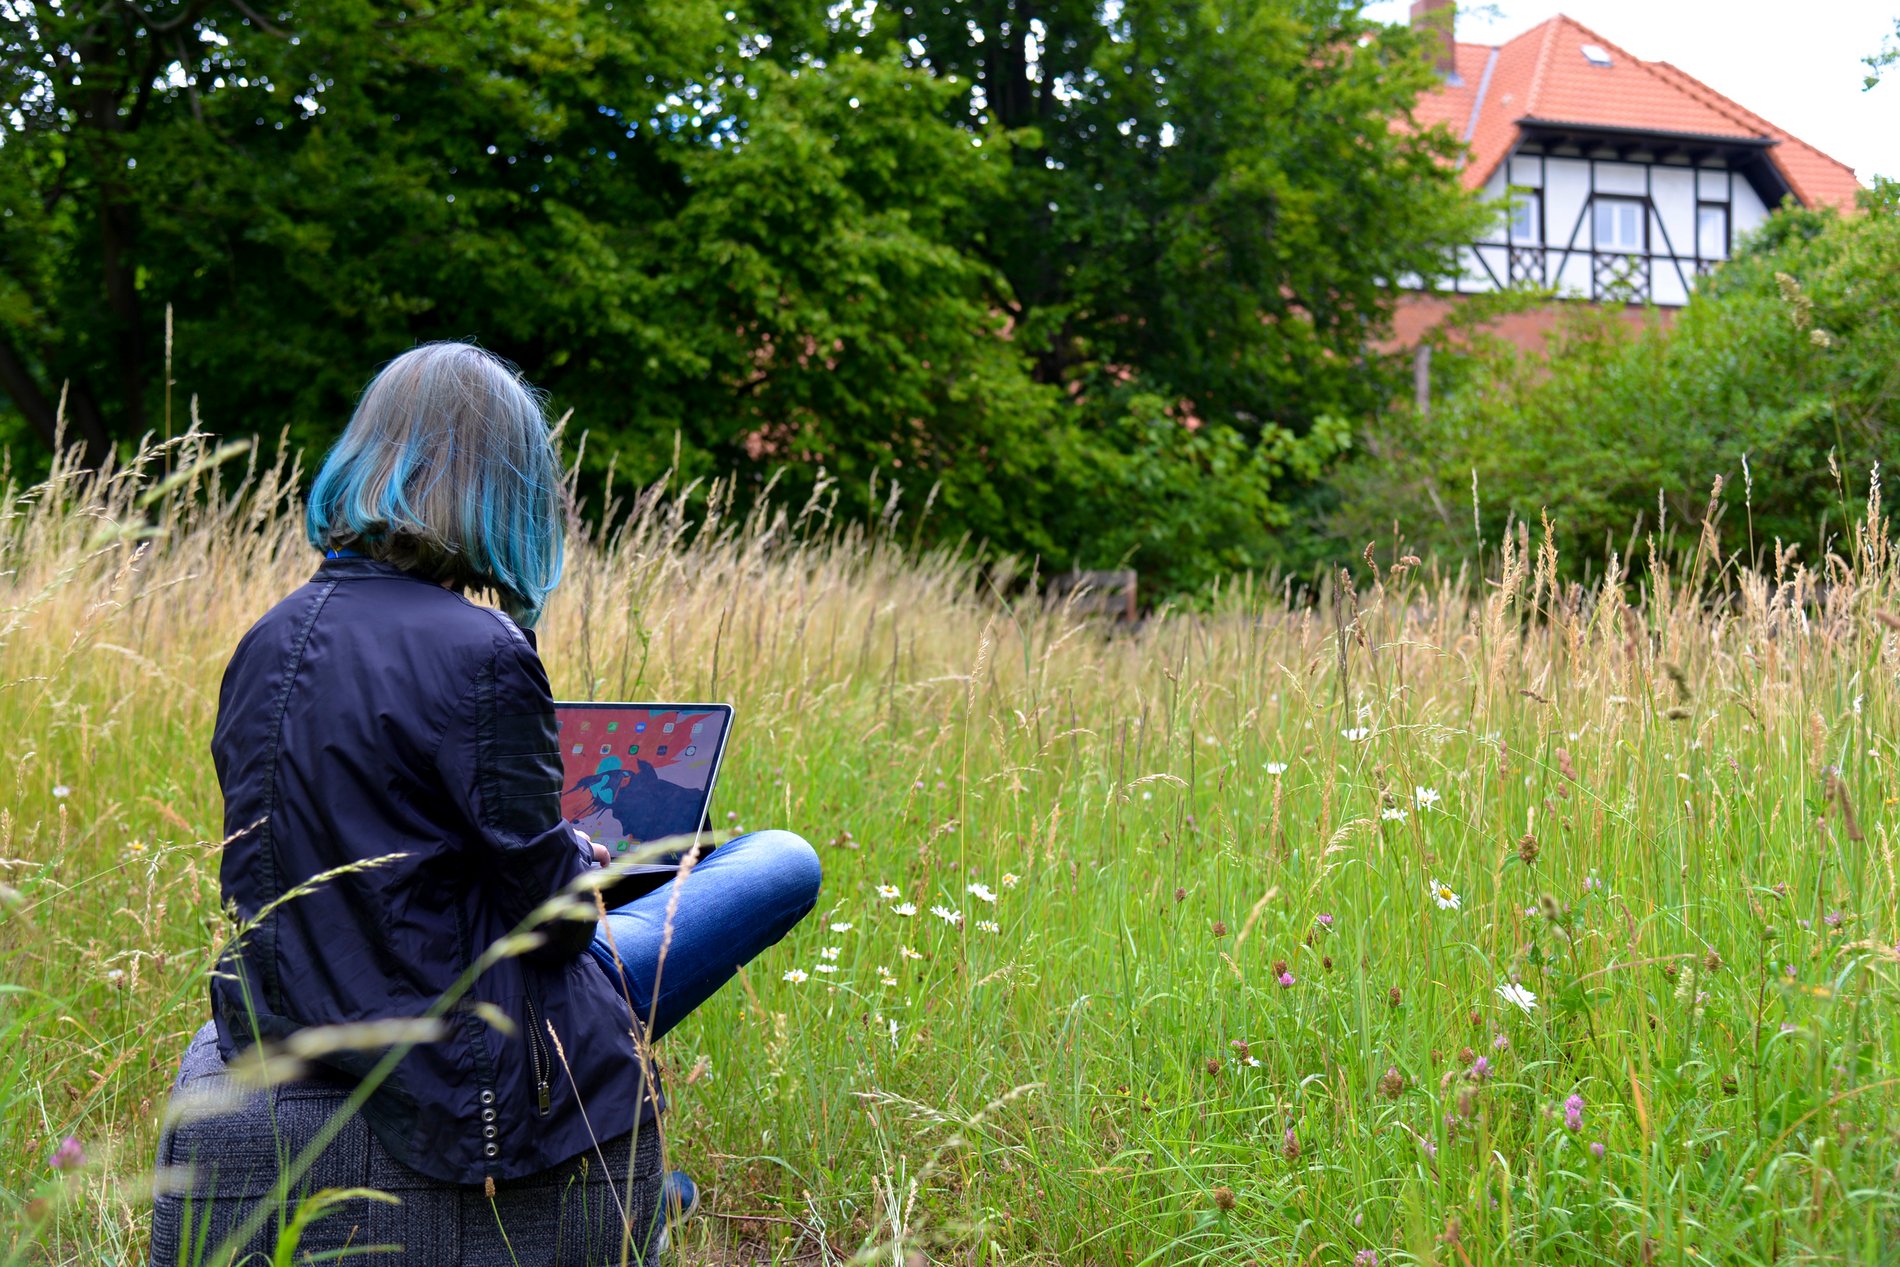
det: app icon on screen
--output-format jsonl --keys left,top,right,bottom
{"left": 598, "top": 744, "right": 612, "bottom": 755}
{"left": 663, "top": 723, "right": 675, "bottom": 734}
{"left": 629, "top": 744, "right": 639, "bottom": 755}
{"left": 571, "top": 744, "right": 583, "bottom": 755}
{"left": 656, "top": 745, "right": 668, "bottom": 756}
{"left": 607, "top": 722, "right": 619, "bottom": 732}
{"left": 616, "top": 841, "right": 629, "bottom": 853}
{"left": 691, "top": 723, "right": 703, "bottom": 736}
{"left": 683, "top": 745, "right": 698, "bottom": 757}
{"left": 635, "top": 722, "right": 648, "bottom": 733}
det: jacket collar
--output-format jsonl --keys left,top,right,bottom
{"left": 312, "top": 554, "right": 442, "bottom": 585}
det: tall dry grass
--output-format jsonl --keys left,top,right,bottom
{"left": 3, "top": 430, "right": 1898, "bottom": 1264}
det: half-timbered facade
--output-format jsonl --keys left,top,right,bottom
{"left": 1408, "top": 4, "right": 1860, "bottom": 310}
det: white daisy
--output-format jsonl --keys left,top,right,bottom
{"left": 782, "top": 968, "right": 808, "bottom": 984}
{"left": 1265, "top": 762, "right": 1288, "bottom": 775}
{"left": 51, "top": 785, "right": 71, "bottom": 799}
{"left": 1430, "top": 879, "right": 1462, "bottom": 911}
{"left": 1001, "top": 873, "right": 1021, "bottom": 889}
{"left": 1341, "top": 727, "right": 1370, "bottom": 742}
{"left": 1381, "top": 807, "right": 1408, "bottom": 822}
{"left": 976, "top": 920, "right": 1000, "bottom": 933}
{"left": 829, "top": 922, "right": 854, "bottom": 933}
{"left": 819, "top": 946, "right": 840, "bottom": 961}
{"left": 877, "top": 965, "right": 897, "bottom": 986}
{"left": 1415, "top": 786, "right": 1442, "bottom": 811}
{"left": 1496, "top": 982, "right": 1538, "bottom": 1013}
{"left": 900, "top": 944, "right": 923, "bottom": 960}
{"left": 930, "top": 904, "right": 963, "bottom": 926}
{"left": 968, "top": 882, "right": 997, "bottom": 904}
{"left": 891, "top": 902, "right": 917, "bottom": 917}
{"left": 815, "top": 963, "right": 838, "bottom": 974}
{"left": 876, "top": 883, "right": 901, "bottom": 900}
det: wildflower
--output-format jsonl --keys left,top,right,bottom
{"left": 1342, "top": 727, "right": 1370, "bottom": 742}
{"left": 815, "top": 963, "right": 838, "bottom": 974}
{"left": 1281, "top": 1127, "right": 1300, "bottom": 1162}
{"left": 1381, "top": 807, "right": 1408, "bottom": 822}
{"left": 891, "top": 902, "right": 917, "bottom": 917}
{"left": 1517, "top": 833, "right": 1539, "bottom": 864}
{"left": 1469, "top": 1056, "right": 1492, "bottom": 1081}
{"left": 829, "top": 922, "right": 853, "bottom": 933}
{"left": 1378, "top": 1067, "right": 1404, "bottom": 1099}
{"left": 1563, "top": 1093, "right": 1584, "bottom": 1131}
{"left": 819, "top": 946, "right": 840, "bottom": 961}
{"left": 50, "top": 1137, "right": 84, "bottom": 1171}
{"left": 127, "top": 840, "right": 148, "bottom": 854}
{"left": 51, "top": 785, "right": 71, "bottom": 799}
{"left": 899, "top": 945, "right": 923, "bottom": 960}
{"left": 1589, "top": 1140, "right": 1606, "bottom": 1159}
{"left": 1496, "top": 982, "right": 1538, "bottom": 1013}
{"left": 1415, "top": 786, "right": 1442, "bottom": 811}
{"left": 1704, "top": 949, "right": 1723, "bottom": 972}
{"left": 1277, "top": 971, "right": 1295, "bottom": 988}
{"left": 782, "top": 968, "right": 809, "bottom": 984}
{"left": 1387, "top": 986, "right": 1402, "bottom": 1008}
{"left": 967, "top": 882, "right": 997, "bottom": 904}
{"left": 1205, "top": 1056, "right": 1221, "bottom": 1075}
{"left": 929, "top": 904, "right": 962, "bottom": 926}
{"left": 1211, "top": 1185, "right": 1236, "bottom": 1212}
{"left": 1824, "top": 910, "right": 1846, "bottom": 929}
{"left": 1492, "top": 1034, "right": 1509, "bottom": 1051}
{"left": 1265, "top": 761, "right": 1288, "bottom": 775}
{"left": 1315, "top": 913, "right": 1334, "bottom": 929}
{"left": 1211, "top": 920, "right": 1228, "bottom": 938}
{"left": 877, "top": 966, "right": 897, "bottom": 987}
{"left": 976, "top": 920, "right": 1000, "bottom": 934}
{"left": 1354, "top": 1252, "right": 1379, "bottom": 1267}
{"left": 1174, "top": 886, "right": 1187, "bottom": 903}
{"left": 1430, "top": 879, "right": 1461, "bottom": 911}
{"left": 1001, "top": 872, "right": 1020, "bottom": 889}
{"left": 876, "top": 883, "right": 901, "bottom": 900}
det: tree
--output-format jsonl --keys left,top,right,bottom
{"left": 3, "top": 1, "right": 1482, "bottom": 593}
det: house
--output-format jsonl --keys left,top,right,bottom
{"left": 1394, "top": 0, "right": 1862, "bottom": 350}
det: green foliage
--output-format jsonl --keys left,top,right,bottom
{"left": 0, "top": 0, "right": 1478, "bottom": 594}
{"left": 1332, "top": 186, "right": 1900, "bottom": 565}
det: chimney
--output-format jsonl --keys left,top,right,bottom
{"left": 1410, "top": 0, "right": 1456, "bottom": 77}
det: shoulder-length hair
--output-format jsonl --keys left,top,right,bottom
{"left": 305, "top": 343, "right": 565, "bottom": 627}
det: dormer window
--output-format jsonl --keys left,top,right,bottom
{"left": 1593, "top": 197, "right": 1645, "bottom": 252}
{"left": 1509, "top": 189, "right": 1541, "bottom": 243}
{"left": 1580, "top": 43, "right": 1613, "bottom": 67}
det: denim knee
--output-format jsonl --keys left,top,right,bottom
{"left": 736, "top": 828, "right": 822, "bottom": 910}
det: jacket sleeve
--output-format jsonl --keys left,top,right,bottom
{"left": 435, "top": 630, "right": 597, "bottom": 962}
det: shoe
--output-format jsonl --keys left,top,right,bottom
{"left": 663, "top": 1170, "right": 700, "bottom": 1223}
{"left": 654, "top": 1170, "right": 700, "bottom": 1255}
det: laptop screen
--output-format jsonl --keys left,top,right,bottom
{"left": 554, "top": 703, "right": 732, "bottom": 855}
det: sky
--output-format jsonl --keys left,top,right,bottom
{"left": 1361, "top": 1, "right": 1898, "bottom": 184}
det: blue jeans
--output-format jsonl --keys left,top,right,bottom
{"left": 585, "top": 829, "right": 821, "bottom": 1041}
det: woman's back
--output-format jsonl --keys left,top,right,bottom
{"left": 211, "top": 559, "right": 652, "bottom": 1186}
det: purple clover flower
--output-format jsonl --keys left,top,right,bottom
{"left": 50, "top": 1136, "right": 84, "bottom": 1171}
{"left": 1589, "top": 1140, "right": 1606, "bottom": 1159}
{"left": 1563, "top": 1093, "right": 1583, "bottom": 1132}
{"left": 1316, "top": 913, "right": 1335, "bottom": 928}
{"left": 1278, "top": 971, "right": 1295, "bottom": 988}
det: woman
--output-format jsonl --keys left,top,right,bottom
{"left": 211, "top": 342, "right": 819, "bottom": 1229}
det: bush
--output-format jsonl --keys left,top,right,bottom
{"left": 1332, "top": 184, "right": 1899, "bottom": 567}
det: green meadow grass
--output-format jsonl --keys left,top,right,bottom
{"left": 3, "top": 436, "right": 1898, "bottom": 1265}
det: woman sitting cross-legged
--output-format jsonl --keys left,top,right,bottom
{"left": 209, "top": 341, "right": 820, "bottom": 1246}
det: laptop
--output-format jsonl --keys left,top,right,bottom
{"left": 554, "top": 701, "right": 734, "bottom": 903}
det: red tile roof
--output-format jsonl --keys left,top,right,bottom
{"left": 1412, "top": 14, "right": 1861, "bottom": 212}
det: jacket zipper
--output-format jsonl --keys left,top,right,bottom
{"left": 523, "top": 983, "right": 552, "bottom": 1116}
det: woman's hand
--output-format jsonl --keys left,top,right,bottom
{"left": 575, "top": 829, "right": 610, "bottom": 867}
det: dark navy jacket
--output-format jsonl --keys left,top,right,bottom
{"left": 210, "top": 556, "right": 651, "bottom": 1185}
